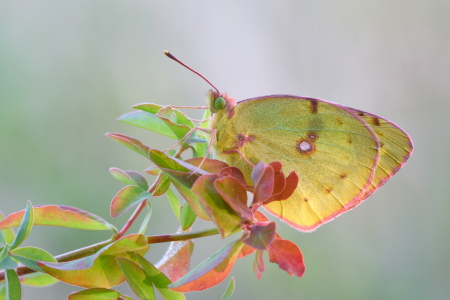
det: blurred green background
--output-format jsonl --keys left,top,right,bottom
{"left": 1, "top": 1, "right": 448, "bottom": 299}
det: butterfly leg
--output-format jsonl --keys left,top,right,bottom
{"left": 188, "top": 129, "right": 217, "bottom": 176}
{"left": 164, "top": 126, "right": 213, "bottom": 152}
{"left": 169, "top": 105, "right": 209, "bottom": 110}
{"left": 223, "top": 149, "right": 255, "bottom": 168}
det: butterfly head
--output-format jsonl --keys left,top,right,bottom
{"left": 207, "top": 89, "right": 237, "bottom": 115}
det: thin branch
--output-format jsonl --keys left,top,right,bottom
{"left": 0, "top": 227, "right": 220, "bottom": 281}
{"left": 147, "top": 227, "right": 219, "bottom": 244}
{"left": 115, "top": 200, "right": 147, "bottom": 239}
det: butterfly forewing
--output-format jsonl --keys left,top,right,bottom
{"left": 212, "top": 96, "right": 381, "bottom": 231}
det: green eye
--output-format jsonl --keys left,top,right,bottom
{"left": 214, "top": 97, "right": 226, "bottom": 110}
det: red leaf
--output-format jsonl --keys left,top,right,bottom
{"left": 268, "top": 162, "right": 282, "bottom": 173}
{"left": 251, "top": 162, "right": 274, "bottom": 205}
{"left": 253, "top": 250, "right": 265, "bottom": 280}
{"left": 185, "top": 157, "right": 229, "bottom": 174}
{"left": 271, "top": 170, "right": 286, "bottom": 196}
{"left": 169, "top": 240, "right": 244, "bottom": 292}
{"left": 268, "top": 171, "right": 299, "bottom": 202}
{"left": 156, "top": 240, "right": 193, "bottom": 282}
{"left": 219, "top": 167, "right": 248, "bottom": 187}
{"left": 241, "top": 222, "right": 276, "bottom": 251}
{"left": 268, "top": 238, "right": 305, "bottom": 277}
{"left": 253, "top": 210, "right": 269, "bottom": 223}
{"left": 238, "top": 244, "right": 256, "bottom": 258}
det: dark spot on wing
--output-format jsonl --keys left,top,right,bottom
{"left": 372, "top": 117, "right": 381, "bottom": 126}
{"left": 309, "top": 99, "right": 318, "bottom": 114}
{"left": 354, "top": 109, "right": 365, "bottom": 117}
{"left": 340, "top": 173, "right": 348, "bottom": 179}
{"left": 296, "top": 139, "right": 315, "bottom": 155}
{"left": 307, "top": 132, "right": 318, "bottom": 141}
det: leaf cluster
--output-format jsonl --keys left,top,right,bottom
{"left": 0, "top": 103, "right": 305, "bottom": 299}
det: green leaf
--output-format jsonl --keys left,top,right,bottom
{"left": 162, "top": 170, "right": 209, "bottom": 221}
{"left": 138, "top": 203, "right": 152, "bottom": 235}
{"left": 157, "top": 106, "right": 195, "bottom": 141}
{"left": 38, "top": 234, "right": 149, "bottom": 288}
{"left": 10, "top": 246, "right": 57, "bottom": 272}
{"left": 149, "top": 150, "right": 199, "bottom": 174}
{"left": 109, "top": 168, "right": 149, "bottom": 190}
{"left": 5, "top": 269, "right": 21, "bottom": 300}
{"left": 118, "top": 110, "right": 177, "bottom": 139}
{"left": 133, "top": 103, "right": 197, "bottom": 136}
{"left": 0, "top": 248, "right": 17, "bottom": 270}
{"left": 68, "top": 288, "right": 122, "bottom": 300}
{"left": 0, "top": 233, "right": 5, "bottom": 247}
{"left": 169, "top": 240, "right": 244, "bottom": 292}
{"left": 0, "top": 283, "right": 5, "bottom": 300}
{"left": 0, "top": 212, "right": 14, "bottom": 245}
{"left": 19, "top": 272, "right": 58, "bottom": 287}
{"left": 180, "top": 204, "right": 196, "bottom": 231}
{"left": 116, "top": 258, "right": 155, "bottom": 300}
{"left": 220, "top": 277, "right": 235, "bottom": 300}
{"left": 110, "top": 185, "right": 151, "bottom": 218}
{"left": 10, "top": 201, "right": 33, "bottom": 250}
{"left": 106, "top": 133, "right": 151, "bottom": 158}
{"left": 134, "top": 254, "right": 185, "bottom": 300}
{"left": 0, "top": 205, "right": 116, "bottom": 232}
{"left": 166, "top": 189, "right": 181, "bottom": 221}
{"left": 151, "top": 174, "right": 171, "bottom": 197}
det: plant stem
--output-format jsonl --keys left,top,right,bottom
{"left": 115, "top": 200, "right": 147, "bottom": 239}
{"left": 147, "top": 227, "right": 219, "bottom": 244}
{"left": 0, "top": 227, "right": 220, "bottom": 281}
{"left": 115, "top": 171, "right": 163, "bottom": 240}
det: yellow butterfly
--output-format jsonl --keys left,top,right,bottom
{"left": 166, "top": 52, "right": 413, "bottom": 232}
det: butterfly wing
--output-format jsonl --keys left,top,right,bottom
{"left": 344, "top": 107, "right": 413, "bottom": 201}
{"left": 212, "top": 95, "right": 386, "bottom": 231}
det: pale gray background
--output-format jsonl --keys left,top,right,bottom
{"left": 1, "top": 1, "right": 448, "bottom": 299}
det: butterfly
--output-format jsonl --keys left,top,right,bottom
{"left": 165, "top": 51, "right": 413, "bottom": 232}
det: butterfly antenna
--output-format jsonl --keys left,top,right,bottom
{"left": 164, "top": 51, "right": 220, "bottom": 94}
